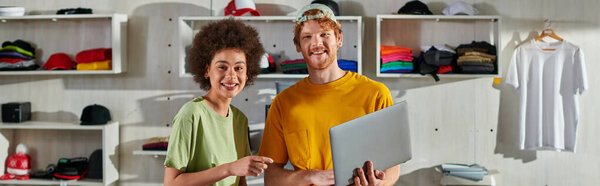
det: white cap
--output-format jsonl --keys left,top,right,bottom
{"left": 442, "top": 1, "right": 479, "bottom": 15}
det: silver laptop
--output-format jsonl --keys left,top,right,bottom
{"left": 329, "top": 101, "right": 412, "bottom": 185}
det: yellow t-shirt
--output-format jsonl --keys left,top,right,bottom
{"left": 258, "top": 71, "right": 393, "bottom": 170}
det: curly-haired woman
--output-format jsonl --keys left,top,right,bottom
{"left": 164, "top": 18, "right": 273, "bottom": 186}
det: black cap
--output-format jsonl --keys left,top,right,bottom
{"left": 398, "top": 0, "right": 432, "bottom": 15}
{"left": 80, "top": 104, "right": 111, "bottom": 125}
{"left": 56, "top": 7, "right": 93, "bottom": 15}
{"left": 86, "top": 149, "right": 102, "bottom": 179}
{"left": 311, "top": 0, "right": 340, "bottom": 16}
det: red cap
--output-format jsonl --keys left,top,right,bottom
{"left": 225, "top": 0, "right": 261, "bottom": 16}
{"left": 75, "top": 48, "right": 112, "bottom": 63}
{"left": 43, "top": 53, "right": 75, "bottom": 70}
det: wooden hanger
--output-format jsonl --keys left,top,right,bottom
{"left": 534, "top": 20, "right": 563, "bottom": 51}
{"left": 534, "top": 28, "right": 563, "bottom": 42}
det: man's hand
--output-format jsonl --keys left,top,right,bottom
{"left": 227, "top": 156, "right": 274, "bottom": 177}
{"left": 351, "top": 161, "right": 385, "bottom": 186}
{"left": 307, "top": 169, "right": 335, "bottom": 186}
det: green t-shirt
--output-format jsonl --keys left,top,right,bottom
{"left": 164, "top": 97, "right": 250, "bottom": 186}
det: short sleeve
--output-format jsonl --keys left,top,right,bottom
{"left": 164, "top": 108, "right": 193, "bottom": 171}
{"left": 505, "top": 47, "right": 520, "bottom": 90}
{"left": 258, "top": 98, "right": 288, "bottom": 164}
{"left": 242, "top": 117, "right": 251, "bottom": 157}
{"left": 375, "top": 84, "right": 394, "bottom": 111}
{"left": 575, "top": 48, "right": 588, "bottom": 94}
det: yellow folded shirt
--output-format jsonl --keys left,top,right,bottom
{"left": 77, "top": 60, "right": 112, "bottom": 70}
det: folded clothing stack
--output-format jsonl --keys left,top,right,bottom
{"left": 441, "top": 163, "right": 488, "bottom": 181}
{"left": 380, "top": 45, "right": 413, "bottom": 73}
{"left": 280, "top": 59, "right": 307, "bottom": 74}
{"left": 420, "top": 45, "right": 456, "bottom": 74}
{"left": 143, "top": 137, "right": 169, "bottom": 151}
{"left": 76, "top": 48, "right": 112, "bottom": 70}
{"left": 0, "top": 40, "right": 38, "bottom": 71}
{"left": 337, "top": 59, "right": 357, "bottom": 72}
{"left": 455, "top": 41, "right": 496, "bottom": 74}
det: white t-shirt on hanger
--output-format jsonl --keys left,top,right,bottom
{"left": 505, "top": 39, "right": 587, "bottom": 152}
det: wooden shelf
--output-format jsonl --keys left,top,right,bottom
{"left": 133, "top": 150, "right": 167, "bottom": 157}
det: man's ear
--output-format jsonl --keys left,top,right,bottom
{"left": 337, "top": 32, "right": 343, "bottom": 48}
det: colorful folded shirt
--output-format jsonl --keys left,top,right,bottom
{"left": 459, "top": 65, "right": 494, "bottom": 73}
{"left": 0, "top": 59, "right": 38, "bottom": 70}
{"left": 381, "top": 55, "right": 414, "bottom": 63}
{"left": 76, "top": 60, "right": 111, "bottom": 70}
{"left": 380, "top": 45, "right": 412, "bottom": 55}
{"left": 0, "top": 45, "right": 34, "bottom": 57}
{"left": 142, "top": 142, "right": 168, "bottom": 151}
{"left": 382, "top": 61, "right": 413, "bottom": 68}
{"left": 281, "top": 62, "right": 307, "bottom": 69}
{"left": 381, "top": 69, "right": 413, "bottom": 73}
{"left": 0, "top": 57, "right": 26, "bottom": 63}
{"left": 0, "top": 51, "right": 34, "bottom": 60}
{"left": 381, "top": 66, "right": 413, "bottom": 72}
{"left": 463, "top": 51, "right": 496, "bottom": 60}
{"left": 280, "top": 59, "right": 305, "bottom": 65}
{"left": 458, "top": 61, "right": 494, "bottom": 68}
{"left": 282, "top": 68, "right": 308, "bottom": 74}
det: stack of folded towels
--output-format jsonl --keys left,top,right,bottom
{"left": 380, "top": 45, "right": 414, "bottom": 73}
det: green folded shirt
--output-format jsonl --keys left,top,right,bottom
{"left": 0, "top": 45, "right": 34, "bottom": 57}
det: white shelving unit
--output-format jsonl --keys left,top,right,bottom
{"left": 132, "top": 123, "right": 266, "bottom": 158}
{"left": 0, "top": 14, "right": 128, "bottom": 75}
{"left": 178, "top": 16, "right": 362, "bottom": 78}
{"left": 376, "top": 15, "right": 501, "bottom": 78}
{"left": 0, "top": 121, "right": 119, "bottom": 185}
{"left": 133, "top": 150, "right": 166, "bottom": 159}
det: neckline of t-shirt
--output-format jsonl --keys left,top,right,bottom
{"left": 301, "top": 71, "right": 353, "bottom": 90}
{"left": 531, "top": 39, "right": 565, "bottom": 53}
{"left": 197, "top": 97, "right": 233, "bottom": 121}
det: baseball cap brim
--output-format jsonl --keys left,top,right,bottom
{"left": 232, "top": 8, "right": 260, "bottom": 16}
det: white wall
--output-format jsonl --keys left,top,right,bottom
{"left": 0, "top": 0, "right": 598, "bottom": 185}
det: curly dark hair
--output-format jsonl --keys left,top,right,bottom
{"left": 188, "top": 18, "right": 265, "bottom": 91}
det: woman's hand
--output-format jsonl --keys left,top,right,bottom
{"left": 227, "top": 156, "right": 274, "bottom": 177}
